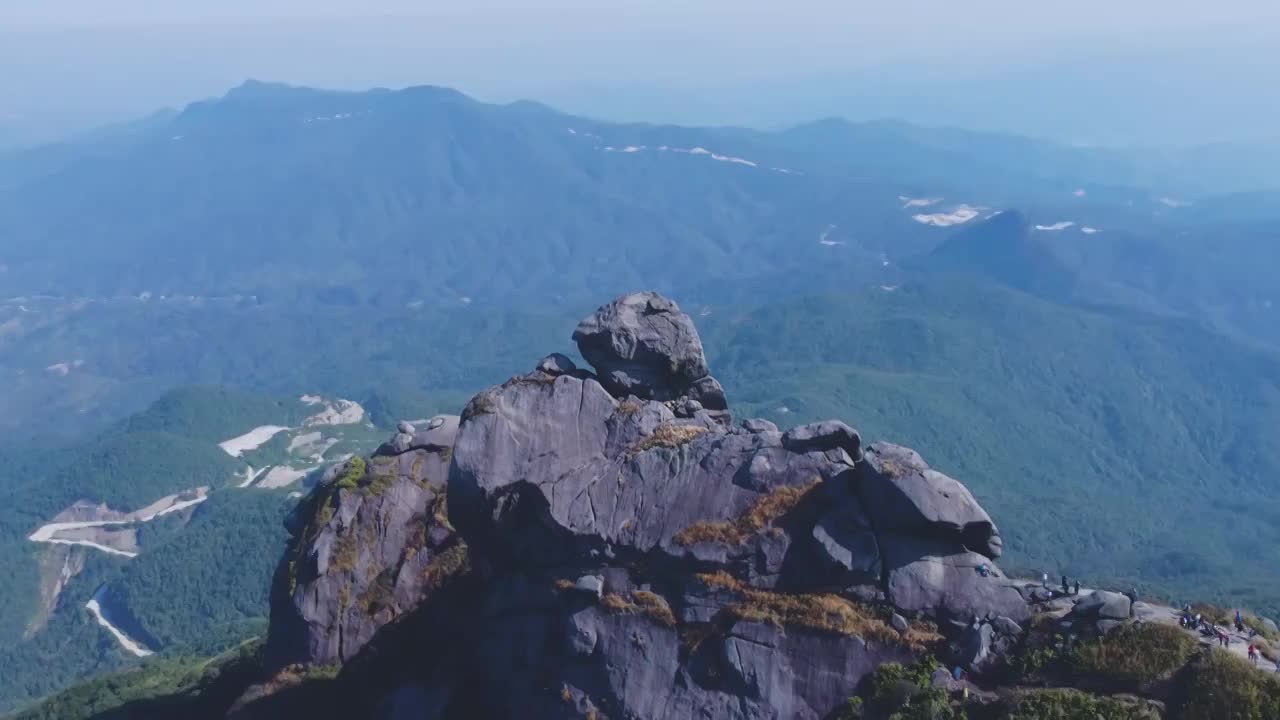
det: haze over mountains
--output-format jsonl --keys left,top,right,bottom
{"left": 4, "top": 0, "right": 1280, "bottom": 150}
{"left": 1, "top": 79, "right": 1280, "bottom": 712}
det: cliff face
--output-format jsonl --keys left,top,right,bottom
{"left": 266, "top": 417, "right": 464, "bottom": 668}
{"left": 262, "top": 291, "right": 1030, "bottom": 719}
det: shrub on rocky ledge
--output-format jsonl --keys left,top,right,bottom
{"left": 862, "top": 659, "right": 965, "bottom": 720}
{"left": 1072, "top": 622, "right": 1196, "bottom": 685}
{"left": 1176, "top": 649, "right": 1280, "bottom": 720}
{"left": 1003, "top": 689, "right": 1160, "bottom": 720}
{"left": 696, "top": 572, "right": 940, "bottom": 650}
{"left": 598, "top": 591, "right": 678, "bottom": 627}
{"left": 333, "top": 457, "right": 366, "bottom": 489}
{"left": 627, "top": 423, "right": 706, "bottom": 459}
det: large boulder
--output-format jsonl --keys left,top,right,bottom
{"left": 782, "top": 421, "right": 863, "bottom": 463}
{"left": 571, "top": 291, "right": 712, "bottom": 402}
{"left": 882, "top": 534, "right": 1030, "bottom": 623}
{"left": 376, "top": 414, "right": 460, "bottom": 456}
{"left": 1071, "top": 590, "right": 1132, "bottom": 621}
{"left": 858, "top": 443, "right": 1003, "bottom": 559}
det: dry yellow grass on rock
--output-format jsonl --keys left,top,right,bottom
{"left": 599, "top": 591, "right": 677, "bottom": 626}
{"left": 697, "top": 571, "right": 941, "bottom": 650}
{"left": 627, "top": 423, "right": 707, "bottom": 459}
{"left": 673, "top": 479, "right": 821, "bottom": 546}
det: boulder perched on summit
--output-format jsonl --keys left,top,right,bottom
{"left": 571, "top": 291, "right": 713, "bottom": 402}
{"left": 859, "top": 442, "right": 1003, "bottom": 559}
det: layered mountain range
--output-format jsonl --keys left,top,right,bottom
{"left": 4, "top": 81, "right": 1280, "bottom": 714}
{"left": 3, "top": 81, "right": 1278, "bottom": 446}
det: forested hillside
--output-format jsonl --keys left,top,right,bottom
{"left": 0, "top": 388, "right": 391, "bottom": 712}
{"left": 704, "top": 279, "right": 1280, "bottom": 612}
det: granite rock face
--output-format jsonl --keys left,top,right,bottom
{"left": 266, "top": 421, "right": 465, "bottom": 668}
{"left": 259, "top": 291, "right": 1032, "bottom": 719}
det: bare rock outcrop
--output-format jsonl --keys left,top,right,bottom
{"left": 265, "top": 419, "right": 465, "bottom": 668}
{"left": 440, "top": 291, "right": 1024, "bottom": 718}
{"left": 258, "top": 291, "right": 1032, "bottom": 719}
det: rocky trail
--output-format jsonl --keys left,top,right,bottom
{"left": 1028, "top": 580, "right": 1280, "bottom": 673}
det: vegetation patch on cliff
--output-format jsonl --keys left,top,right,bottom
{"left": 837, "top": 659, "right": 965, "bottom": 720}
{"left": 1003, "top": 688, "right": 1161, "bottom": 720}
{"left": 627, "top": 424, "right": 706, "bottom": 459}
{"left": 598, "top": 591, "right": 677, "bottom": 627}
{"left": 1176, "top": 648, "right": 1280, "bottom": 720}
{"left": 420, "top": 543, "right": 469, "bottom": 593}
{"left": 1072, "top": 622, "right": 1197, "bottom": 685}
{"left": 333, "top": 457, "right": 367, "bottom": 490}
{"left": 697, "top": 571, "right": 939, "bottom": 649}
{"left": 673, "top": 479, "right": 821, "bottom": 546}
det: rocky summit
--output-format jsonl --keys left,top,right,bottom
{"left": 259, "top": 291, "right": 1033, "bottom": 720}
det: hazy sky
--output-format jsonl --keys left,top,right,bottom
{"left": 2, "top": 1, "right": 1278, "bottom": 145}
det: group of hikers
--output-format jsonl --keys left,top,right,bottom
{"left": 1180, "top": 606, "right": 1278, "bottom": 670}
{"left": 1039, "top": 572, "right": 1082, "bottom": 596}
{"left": 970, "top": 568, "right": 1280, "bottom": 673}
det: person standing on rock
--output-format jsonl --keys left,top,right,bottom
{"left": 1042, "top": 572, "right": 1050, "bottom": 590}
{"left": 1061, "top": 575, "right": 1069, "bottom": 595}
{"left": 1250, "top": 645, "right": 1260, "bottom": 666}
{"left": 1073, "top": 580, "right": 1080, "bottom": 596}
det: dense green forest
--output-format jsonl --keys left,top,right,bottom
{"left": 0, "top": 432, "right": 241, "bottom": 546}
{"left": 0, "top": 384, "right": 407, "bottom": 713}
{"left": 3, "top": 84, "right": 1280, "bottom": 446}
{"left": 109, "top": 387, "right": 311, "bottom": 444}
{"left": 705, "top": 280, "right": 1280, "bottom": 612}
{"left": 102, "top": 490, "right": 291, "bottom": 653}
{"left": 9, "top": 639, "right": 267, "bottom": 720}
{"left": 0, "top": 553, "right": 132, "bottom": 710}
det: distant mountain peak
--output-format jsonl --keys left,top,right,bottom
{"left": 223, "top": 78, "right": 315, "bottom": 100}
{"left": 926, "top": 209, "right": 1079, "bottom": 300}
